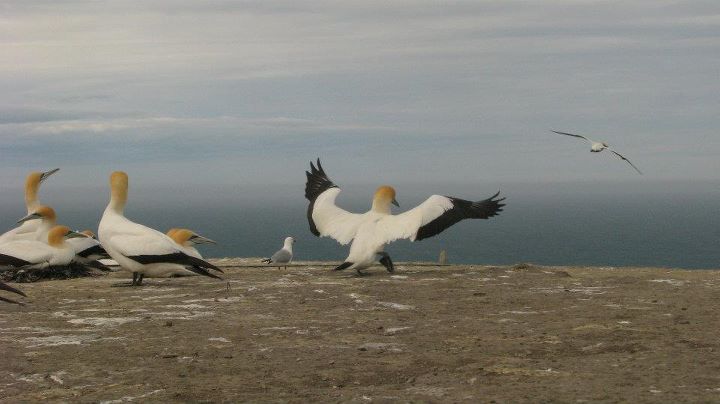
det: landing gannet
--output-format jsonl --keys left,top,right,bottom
{"left": 0, "top": 225, "right": 85, "bottom": 270}
{"left": 262, "top": 237, "right": 295, "bottom": 268}
{"left": 163, "top": 228, "right": 219, "bottom": 278}
{"left": 0, "top": 282, "right": 26, "bottom": 304}
{"left": 98, "top": 172, "right": 223, "bottom": 286}
{"left": 305, "top": 159, "right": 505, "bottom": 275}
{"left": 0, "top": 168, "right": 59, "bottom": 244}
{"left": 552, "top": 130, "right": 643, "bottom": 174}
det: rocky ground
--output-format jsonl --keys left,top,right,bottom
{"left": 1, "top": 260, "right": 719, "bottom": 403}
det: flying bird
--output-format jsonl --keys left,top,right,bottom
{"left": 0, "top": 282, "right": 26, "bottom": 305}
{"left": 262, "top": 237, "right": 295, "bottom": 269}
{"left": 304, "top": 159, "right": 505, "bottom": 275}
{"left": 0, "top": 168, "right": 59, "bottom": 244}
{"left": 98, "top": 172, "right": 223, "bottom": 286}
{"left": 552, "top": 130, "right": 642, "bottom": 174}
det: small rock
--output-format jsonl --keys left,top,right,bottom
{"left": 164, "top": 321, "right": 173, "bottom": 327}
{"left": 358, "top": 347, "right": 368, "bottom": 351}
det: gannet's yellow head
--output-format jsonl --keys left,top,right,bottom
{"left": 109, "top": 171, "right": 129, "bottom": 211}
{"left": 169, "top": 228, "right": 216, "bottom": 246}
{"left": 17, "top": 205, "right": 57, "bottom": 225}
{"left": 166, "top": 228, "right": 180, "bottom": 238}
{"left": 47, "top": 225, "right": 83, "bottom": 247}
{"left": 24, "top": 168, "right": 59, "bottom": 208}
{"left": 371, "top": 185, "right": 399, "bottom": 213}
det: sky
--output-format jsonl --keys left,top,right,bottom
{"left": 1, "top": 0, "right": 719, "bottom": 195}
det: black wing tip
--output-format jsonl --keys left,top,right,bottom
{"left": 0, "top": 282, "right": 27, "bottom": 297}
{"left": 186, "top": 266, "right": 223, "bottom": 280}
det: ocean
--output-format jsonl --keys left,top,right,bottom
{"left": 1, "top": 180, "right": 718, "bottom": 269}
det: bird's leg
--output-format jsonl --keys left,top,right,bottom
{"left": 132, "top": 272, "right": 138, "bottom": 286}
{"left": 136, "top": 274, "right": 144, "bottom": 286}
{"left": 377, "top": 252, "right": 395, "bottom": 273}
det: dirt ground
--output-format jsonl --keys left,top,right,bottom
{"left": 1, "top": 260, "right": 720, "bottom": 403}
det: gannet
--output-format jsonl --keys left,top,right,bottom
{"left": 0, "top": 225, "right": 85, "bottom": 270}
{"left": 305, "top": 159, "right": 505, "bottom": 275}
{"left": 552, "top": 130, "right": 643, "bottom": 174}
{"left": 66, "top": 230, "right": 112, "bottom": 271}
{"left": 262, "top": 237, "right": 295, "bottom": 269}
{"left": 162, "top": 228, "right": 219, "bottom": 278}
{"left": 98, "top": 172, "right": 223, "bottom": 286}
{"left": 15, "top": 205, "right": 56, "bottom": 242}
{"left": 0, "top": 282, "right": 26, "bottom": 304}
{"left": 0, "top": 168, "right": 59, "bottom": 244}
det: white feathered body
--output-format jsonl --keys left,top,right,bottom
{"left": 0, "top": 239, "right": 75, "bottom": 270}
{"left": 314, "top": 189, "right": 455, "bottom": 270}
{"left": 99, "top": 208, "right": 188, "bottom": 277}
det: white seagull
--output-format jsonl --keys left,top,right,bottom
{"left": 164, "top": 228, "right": 218, "bottom": 277}
{"left": 552, "top": 130, "right": 642, "bottom": 174}
{"left": 304, "top": 159, "right": 505, "bottom": 275}
{"left": 0, "top": 225, "right": 85, "bottom": 271}
{"left": 0, "top": 168, "right": 59, "bottom": 244}
{"left": 0, "top": 281, "right": 26, "bottom": 304}
{"left": 262, "top": 237, "right": 295, "bottom": 269}
{"left": 98, "top": 172, "right": 223, "bottom": 286}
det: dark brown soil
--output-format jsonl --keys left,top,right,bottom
{"left": 1, "top": 262, "right": 719, "bottom": 403}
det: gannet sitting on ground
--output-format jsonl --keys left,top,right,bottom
{"left": 552, "top": 130, "right": 643, "bottom": 174}
{"left": 68, "top": 230, "right": 111, "bottom": 262}
{"left": 262, "top": 237, "right": 295, "bottom": 269}
{"left": 0, "top": 225, "right": 85, "bottom": 270}
{"left": 15, "top": 205, "right": 57, "bottom": 242}
{"left": 163, "top": 228, "right": 219, "bottom": 278}
{"left": 0, "top": 168, "right": 59, "bottom": 244}
{"left": 305, "top": 159, "right": 506, "bottom": 275}
{"left": 0, "top": 282, "right": 26, "bottom": 304}
{"left": 98, "top": 172, "right": 223, "bottom": 286}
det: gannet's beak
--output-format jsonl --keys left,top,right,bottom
{"left": 190, "top": 234, "right": 217, "bottom": 245}
{"left": 17, "top": 212, "right": 41, "bottom": 224}
{"left": 65, "top": 230, "right": 86, "bottom": 239}
{"left": 40, "top": 168, "right": 60, "bottom": 183}
{"left": 392, "top": 198, "right": 400, "bottom": 207}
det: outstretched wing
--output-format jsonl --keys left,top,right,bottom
{"left": 378, "top": 191, "right": 506, "bottom": 242}
{"left": 609, "top": 150, "right": 643, "bottom": 175}
{"left": 305, "top": 159, "right": 365, "bottom": 245}
{"left": 552, "top": 130, "right": 593, "bottom": 143}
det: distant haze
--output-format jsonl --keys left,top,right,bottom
{"left": 1, "top": 1, "right": 719, "bottom": 188}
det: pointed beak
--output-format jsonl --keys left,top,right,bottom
{"left": 65, "top": 230, "right": 86, "bottom": 239}
{"left": 40, "top": 168, "right": 60, "bottom": 183}
{"left": 190, "top": 234, "right": 217, "bottom": 245}
{"left": 392, "top": 198, "right": 400, "bottom": 207}
{"left": 17, "top": 212, "right": 41, "bottom": 224}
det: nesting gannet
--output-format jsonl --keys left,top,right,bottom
{"left": 162, "top": 228, "right": 219, "bottom": 278}
{"left": 15, "top": 205, "right": 56, "bottom": 242}
{"left": 68, "top": 230, "right": 111, "bottom": 261}
{"left": 0, "top": 168, "right": 59, "bottom": 244}
{"left": 0, "top": 281, "right": 26, "bottom": 304}
{"left": 262, "top": 237, "right": 295, "bottom": 269}
{"left": 0, "top": 225, "right": 85, "bottom": 270}
{"left": 305, "top": 159, "right": 505, "bottom": 275}
{"left": 552, "top": 130, "right": 643, "bottom": 174}
{"left": 98, "top": 172, "right": 223, "bottom": 286}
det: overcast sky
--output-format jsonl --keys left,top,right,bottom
{"left": 1, "top": 0, "right": 718, "bottom": 193}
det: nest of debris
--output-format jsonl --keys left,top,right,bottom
{"left": 1, "top": 263, "right": 110, "bottom": 283}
